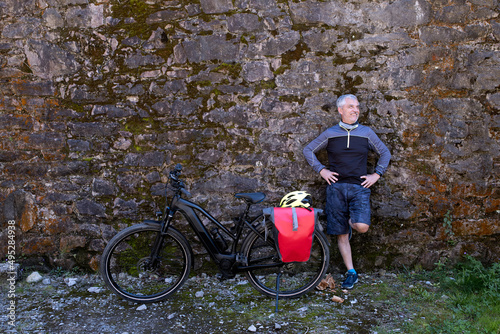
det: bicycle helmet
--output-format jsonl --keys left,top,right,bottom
{"left": 279, "top": 191, "right": 312, "bottom": 209}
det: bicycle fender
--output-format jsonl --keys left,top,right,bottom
{"left": 142, "top": 219, "right": 162, "bottom": 227}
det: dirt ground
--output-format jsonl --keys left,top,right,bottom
{"left": 1, "top": 268, "right": 433, "bottom": 334}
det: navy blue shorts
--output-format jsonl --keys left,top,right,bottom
{"left": 325, "top": 183, "right": 371, "bottom": 235}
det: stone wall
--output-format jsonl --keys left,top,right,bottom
{"left": 1, "top": 0, "right": 499, "bottom": 272}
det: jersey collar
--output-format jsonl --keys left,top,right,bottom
{"left": 339, "top": 121, "right": 359, "bottom": 131}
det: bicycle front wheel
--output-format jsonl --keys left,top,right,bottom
{"left": 241, "top": 222, "right": 329, "bottom": 298}
{"left": 100, "top": 223, "right": 192, "bottom": 303}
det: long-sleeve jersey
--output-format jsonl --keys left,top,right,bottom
{"left": 303, "top": 122, "right": 391, "bottom": 185}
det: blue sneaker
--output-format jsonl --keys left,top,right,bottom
{"left": 341, "top": 272, "right": 358, "bottom": 289}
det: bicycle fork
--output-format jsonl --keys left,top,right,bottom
{"left": 147, "top": 209, "right": 175, "bottom": 269}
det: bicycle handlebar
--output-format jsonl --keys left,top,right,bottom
{"left": 168, "top": 163, "right": 191, "bottom": 198}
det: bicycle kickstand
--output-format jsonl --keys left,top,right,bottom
{"left": 275, "top": 272, "right": 281, "bottom": 313}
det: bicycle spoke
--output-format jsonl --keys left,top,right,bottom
{"left": 101, "top": 225, "right": 192, "bottom": 303}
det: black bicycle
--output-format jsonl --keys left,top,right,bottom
{"left": 100, "top": 164, "right": 330, "bottom": 304}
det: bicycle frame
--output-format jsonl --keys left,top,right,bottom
{"left": 157, "top": 193, "right": 272, "bottom": 273}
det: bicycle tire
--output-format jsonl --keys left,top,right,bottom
{"left": 241, "top": 221, "right": 329, "bottom": 298}
{"left": 100, "top": 223, "right": 192, "bottom": 303}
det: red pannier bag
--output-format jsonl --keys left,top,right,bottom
{"left": 263, "top": 207, "right": 319, "bottom": 263}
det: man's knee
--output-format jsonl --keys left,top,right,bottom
{"left": 352, "top": 222, "right": 370, "bottom": 233}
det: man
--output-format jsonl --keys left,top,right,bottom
{"left": 303, "top": 94, "right": 391, "bottom": 289}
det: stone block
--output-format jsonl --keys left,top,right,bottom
{"left": 69, "top": 84, "right": 109, "bottom": 103}
{"left": 48, "top": 161, "right": 89, "bottom": 177}
{"left": 151, "top": 99, "right": 172, "bottom": 115}
{"left": 181, "top": 35, "right": 240, "bottom": 63}
{"left": 2, "top": 190, "right": 37, "bottom": 231}
{"left": 349, "top": 33, "right": 415, "bottom": 55}
{"left": 200, "top": 0, "right": 234, "bottom": 14}
{"left": 21, "top": 236, "right": 56, "bottom": 255}
{"left": 243, "top": 61, "right": 273, "bottom": 82}
{"left": 1, "top": 0, "right": 38, "bottom": 16}
{"left": 3, "top": 162, "right": 48, "bottom": 177}
{"left": 246, "top": 31, "right": 300, "bottom": 57}
{"left": 468, "top": 0, "right": 497, "bottom": 7}
{"left": 453, "top": 218, "right": 500, "bottom": 237}
{"left": 91, "top": 105, "right": 136, "bottom": 118}
{"left": 12, "top": 80, "right": 55, "bottom": 96}
{"left": 145, "top": 171, "right": 161, "bottom": 183}
{"left": 22, "top": 132, "right": 66, "bottom": 150}
{"left": 163, "top": 80, "right": 187, "bottom": 95}
{"left": 88, "top": 239, "right": 106, "bottom": 252}
{"left": 60, "top": 235, "right": 87, "bottom": 252}
{"left": 124, "top": 152, "right": 166, "bottom": 167}
{"left": 171, "top": 98, "right": 203, "bottom": 117}
{"left": 0, "top": 114, "right": 34, "bottom": 130}
{"left": 433, "top": 98, "right": 483, "bottom": 119}
{"left": 370, "top": 0, "right": 432, "bottom": 28}
{"left": 492, "top": 21, "right": 500, "bottom": 41}
{"left": 43, "top": 8, "right": 64, "bottom": 28}
{"left": 65, "top": 4, "right": 104, "bottom": 28}
{"left": 2, "top": 18, "right": 42, "bottom": 39}
{"left": 420, "top": 26, "right": 466, "bottom": 45}
{"left": 146, "top": 9, "right": 187, "bottom": 24}
{"left": 124, "top": 52, "right": 164, "bottom": 69}
{"left": 434, "top": 5, "right": 470, "bottom": 24}
{"left": 68, "top": 139, "right": 91, "bottom": 151}
{"left": 227, "top": 13, "right": 262, "bottom": 33}
{"left": 113, "top": 198, "right": 138, "bottom": 215}
{"left": 69, "top": 122, "right": 116, "bottom": 137}
{"left": 302, "top": 29, "right": 339, "bottom": 53}
{"left": 474, "top": 67, "right": 500, "bottom": 91}
{"left": 117, "top": 174, "right": 142, "bottom": 193}
{"left": 24, "top": 40, "right": 80, "bottom": 79}
{"left": 486, "top": 92, "right": 500, "bottom": 109}
{"left": 92, "top": 178, "right": 116, "bottom": 197}
{"left": 78, "top": 223, "right": 102, "bottom": 238}
{"left": 76, "top": 199, "right": 106, "bottom": 217}
{"left": 289, "top": 1, "right": 349, "bottom": 27}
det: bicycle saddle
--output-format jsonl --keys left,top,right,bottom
{"left": 235, "top": 192, "right": 266, "bottom": 204}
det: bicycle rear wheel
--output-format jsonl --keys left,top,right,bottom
{"left": 100, "top": 223, "right": 192, "bottom": 303}
{"left": 241, "top": 222, "right": 329, "bottom": 298}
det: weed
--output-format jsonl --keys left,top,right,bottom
{"left": 401, "top": 256, "right": 500, "bottom": 333}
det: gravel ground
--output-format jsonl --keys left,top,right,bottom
{"left": 0, "top": 269, "right": 432, "bottom": 334}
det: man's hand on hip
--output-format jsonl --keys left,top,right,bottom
{"left": 320, "top": 169, "right": 339, "bottom": 185}
{"left": 360, "top": 173, "right": 380, "bottom": 188}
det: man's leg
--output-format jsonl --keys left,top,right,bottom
{"left": 338, "top": 233, "right": 359, "bottom": 289}
{"left": 337, "top": 233, "right": 354, "bottom": 271}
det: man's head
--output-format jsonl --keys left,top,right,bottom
{"left": 336, "top": 94, "right": 359, "bottom": 125}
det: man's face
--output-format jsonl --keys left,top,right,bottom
{"left": 338, "top": 98, "right": 360, "bottom": 124}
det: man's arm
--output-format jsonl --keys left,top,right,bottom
{"left": 302, "top": 130, "right": 330, "bottom": 174}
{"left": 367, "top": 129, "right": 391, "bottom": 176}
{"left": 361, "top": 128, "right": 391, "bottom": 188}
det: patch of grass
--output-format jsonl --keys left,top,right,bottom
{"left": 399, "top": 256, "right": 500, "bottom": 334}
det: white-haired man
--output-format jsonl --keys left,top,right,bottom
{"left": 303, "top": 94, "right": 391, "bottom": 289}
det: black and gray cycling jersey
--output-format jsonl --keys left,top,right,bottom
{"left": 303, "top": 121, "right": 391, "bottom": 185}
